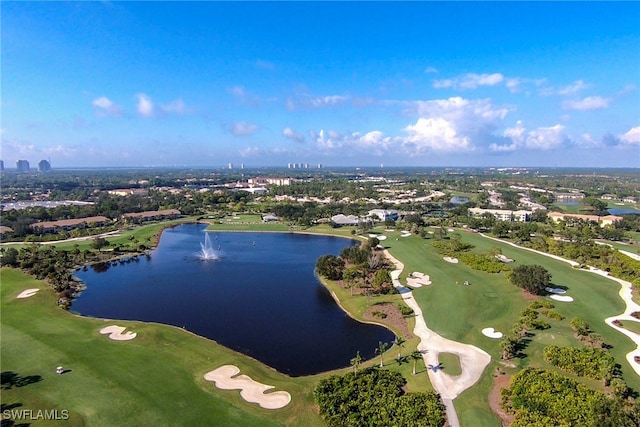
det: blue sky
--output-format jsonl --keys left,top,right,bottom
{"left": 2, "top": 1, "right": 639, "bottom": 168}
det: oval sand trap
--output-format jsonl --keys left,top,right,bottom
{"left": 204, "top": 365, "right": 291, "bottom": 409}
{"left": 550, "top": 295, "right": 574, "bottom": 302}
{"left": 17, "top": 289, "right": 39, "bottom": 299}
{"left": 481, "top": 328, "right": 503, "bottom": 339}
{"left": 443, "top": 257, "right": 459, "bottom": 264}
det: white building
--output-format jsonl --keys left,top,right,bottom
{"left": 368, "top": 209, "right": 399, "bottom": 222}
{"left": 468, "top": 207, "right": 531, "bottom": 222}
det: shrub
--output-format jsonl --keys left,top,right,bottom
{"left": 314, "top": 368, "right": 446, "bottom": 427}
{"left": 508, "top": 264, "right": 551, "bottom": 295}
{"left": 398, "top": 304, "right": 414, "bottom": 317}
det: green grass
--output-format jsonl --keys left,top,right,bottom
{"left": 619, "top": 320, "right": 640, "bottom": 335}
{"left": 0, "top": 268, "right": 328, "bottom": 426}
{"left": 4, "top": 220, "right": 639, "bottom": 427}
{"left": 376, "top": 226, "right": 640, "bottom": 423}
{"left": 0, "top": 222, "right": 432, "bottom": 426}
{"left": 438, "top": 353, "right": 462, "bottom": 376}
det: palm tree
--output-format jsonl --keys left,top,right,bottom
{"left": 375, "top": 341, "right": 388, "bottom": 367}
{"left": 410, "top": 350, "right": 424, "bottom": 375}
{"left": 350, "top": 351, "right": 363, "bottom": 375}
{"left": 393, "top": 335, "right": 405, "bottom": 359}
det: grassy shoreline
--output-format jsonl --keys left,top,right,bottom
{"left": 1, "top": 217, "right": 433, "bottom": 426}
{"left": 4, "top": 215, "right": 638, "bottom": 426}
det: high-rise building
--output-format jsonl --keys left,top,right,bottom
{"left": 38, "top": 159, "right": 51, "bottom": 172}
{"left": 228, "top": 163, "right": 233, "bottom": 170}
{"left": 0, "top": 160, "right": 4, "bottom": 171}
{"left": 16, "top": 160, "right": 30, "bottom": 173}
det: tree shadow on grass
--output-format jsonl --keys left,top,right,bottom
{"left": 544, "top": 282, "right": 569, "bottom": 295}
{"left": 0, "top": 372, "right": 43, "bottom": 390}
{"left": 0, "top": 402, "right": 30, "bottom": 427}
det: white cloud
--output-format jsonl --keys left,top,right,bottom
{"left": 2, "top": 138, "right": 36, "bottom": 155}
{"left": 309, "top": 129, "right": 395, "bottom": 156}
{"left": 620, "top": 126, "right": 640, "bottom": 145}
{"left": 310, "top": 95, "right": 349, "bottom": 107}
{"left": 283, "top": 127, "right": 305, "bottom": 143}
{"left": 432, "top": 79, "right": 454, "bottom": 89}
{"left": 136, "top": 93, "right": 154, "bottom": 117}
{"left": 403, "top": 117, "right": 470, "bottom": 152}
{"left": 160, "top": 99, "right": 188, "bottom": 114}
{"left": 327, "top": 130, "right": 342, "bottom": 139}
{"left": 424, "top": 66, "right": 438, "bottom": 74}
{"left": 228, "top": 121, "right": 258, "bottom": 136}
{"left": 558, "top": 80, "right": 589, "bottom": 95}
{"left": 524, "top": 125, "right": 566, "bottom": 149}
{"left": 398, "top": 97, "right": 511, "bottom": 154}
{"left": 239, "top": 146, "right": 261, "bottom": 157}
{"left": 287, "top": 92, "right": 350, "bottom": 110}
{"left": 43, "top": 144, "right": 77, "bottom": 157}
{"left": 91, "top": 96, "right": 122, "bottom": 116}
{"left": 618, "top": 84, "right": 637, "bottom": 95}
{"left": 562, "top": 96, "right": 611, "bottom": 111}
{"left": 490, "top": 122, "right": 568, "bottom": 152}
{"left": 433, "top": 73, "right": 504, "bottom": 90}
{"left": 541, "top": 79, "right": 590, "bottom": 96}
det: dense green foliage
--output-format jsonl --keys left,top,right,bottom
{"left": 316, "top": 242, "right": 395, "bottom": 296}
{"left": 543, "top": 346, "right": 617, "bottom": 382}
{"left": 508, "top": 264, "right": 551, "bottom": 294}
{"left": 315, "top": 254, "right": 345, "bottom": 280}
{"left": 314, "top": 368, "right": 446, "bottom": 427}
{"left": 502, "top": 368, "right": 640, "bottom": 427}
{"left": 457, "top": 252, "right": 511, "bottom": 273}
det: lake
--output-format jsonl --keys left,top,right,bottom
{"left": 72, "top": 224, "right": 394, "bottom": 376}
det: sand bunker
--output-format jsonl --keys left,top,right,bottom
{"left": 481, "top": 328, "right": 503, "bottom": 339}
{"left": 368, "top": 234, "right": 387, "bottom": 241}
{"left": 99, "top": 325, "right": 137, "bottom": 341}
{"left": 443, "top": 257, "right": 459, "bottom": 264}
{"left": 550, "top": 295, "right": 574, "bottom": 302}
{"left": 16, "top": 289, "right": 39, "bottom": 299}
{"left": 204, "top": 365, "right": 291, "bottom": 409}
{"left": 495, "top": 254, "right": 514, "bottom": 263}
{"left": 407, "top": 272, "right": 431, "bottom": 288}
{"left": 545, "top": 287, "right": 567, "bottom": 294}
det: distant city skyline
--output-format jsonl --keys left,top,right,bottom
{"left": 2, "top": 2, "right": 639, "bottom": 168}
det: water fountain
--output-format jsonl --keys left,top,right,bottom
{"left": 198, "top": 232, "right": 219, "bottom": 261}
